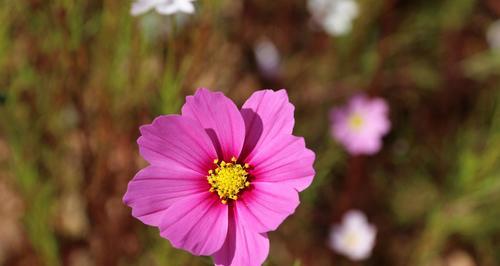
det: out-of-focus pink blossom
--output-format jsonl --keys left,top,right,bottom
{"left": 330, "top": 94, "right": 390, "bottom": 155}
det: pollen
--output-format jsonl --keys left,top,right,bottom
{"left": 207, "top": 157, "right": 251, "bottom": 204}
{"left": 348, "top": 113, "right": 364, "bottom": 132}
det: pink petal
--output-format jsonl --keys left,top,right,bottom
{"left": 213, "top": 207, "right": 269, "bottom": 266}
{"left": 247, "top": 134, "right": 315, "bottom": 192}
{"left": 181, "top": 88, "right": 246, "bottom": 161}
{"left": 240, "top": 89, "right": 294, "bottom": 160}
{"left": 123, "top": 166, "right": 207, "bottom": 227}
{"left": 160, "top": 193, "right": 228, "bottom": 256}
{"left": 137, "top": 115, "right": 217, "bottom": 175}
{"left": 235, "top": 182, "right": 300, "bottom": 233}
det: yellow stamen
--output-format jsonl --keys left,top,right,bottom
{"left": 207, "top": 157, "right": 251, "bottom": 204}
{"left": 348, "top": 113, "right": 364, "bottom": 132}
{"left": 344, "top": 231, "right": 359, "bottom": 249}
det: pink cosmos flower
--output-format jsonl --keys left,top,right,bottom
{"left": 330, "top": 94, "right": 390, "bottom": 155}
{"left": 123, "top": 88, "right": 315, "bottom": 265}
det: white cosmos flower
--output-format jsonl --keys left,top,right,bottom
{"left": 131, "top": 0, "right": 196, "bottom": 16}
{"left": 329, "top": 210, "right": 376, "bottom": 261}
{"left": 487, "top": 20, "right": 500, "bottom": 49}
{"left": 308, "top": 0, "right": 359, "bottom": 36}
{"left": 254, "top": 38, "right": 281, "bottom": 78}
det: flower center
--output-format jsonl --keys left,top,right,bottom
{"left": 348, "top": 113, "right": 364, "bottom": 131}
{"left": 207, "top": 157, "right": 250, "bottom": 204}
{"left": 344, "top": 230, "right": 360, "bottom": 249}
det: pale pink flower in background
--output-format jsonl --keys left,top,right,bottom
{"left": 487, "top": 20, "right": 500, "bottom": 49}
{"left": 329, "top": 210, "right": 376, "bottom": 261}
{"left": 123, "top": 89, "right": 315, "bottom": 266}
{"left": 131, "top": 0, "right": 196, "bottom": 16}
{"left": 330, "top": 94, "right": 390, "bottom": 155}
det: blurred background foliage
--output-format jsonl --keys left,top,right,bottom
{"left": 0, "top": 0, "right": 499, "bottom": 265}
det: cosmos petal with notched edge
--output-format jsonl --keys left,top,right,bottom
{"left": 182, "top": 88, "right": 246, "bottom": 161}
{"left": 240, "top": 89, "right": 294, "bottom": 160}
{"left": 123, "top": 165, "right": 207, "bottom": 227}
{"left": 213, "top": 207, "right": 269, "bottom": 266}
{"left": 137, "top": 115, "right": 217, "bottom": 175}
{"left": 159, "top": 192, "right": 228, "bottom": 256}
{"left": 246, "top": 134, "right": 315, "bottom": 192}
{"left": 235, "top": 182, "right": 299, "bottom": 233}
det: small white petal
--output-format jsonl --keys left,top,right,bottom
{"left": 131, "top": 0, "right": 159, "bottom": 16}
{"left": 176, "top": 1, "right": 195, "bottom": 14}
{"left": 324, "top": 15, "right": 352, "bottom": 36}
{"left": 308, "top": 0, "right": 359, "bottom": 36}
{"left": 337, "top": 0, "right": 359, "bottom": 18}
{"left": 155, "top": 3, "right": 178, "bottom": 15}
{"left": 133, "top": 0, "right": 196, "bottom": 16}
{"left": 343, "top": 210, "right": 367, "bottom": 227}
